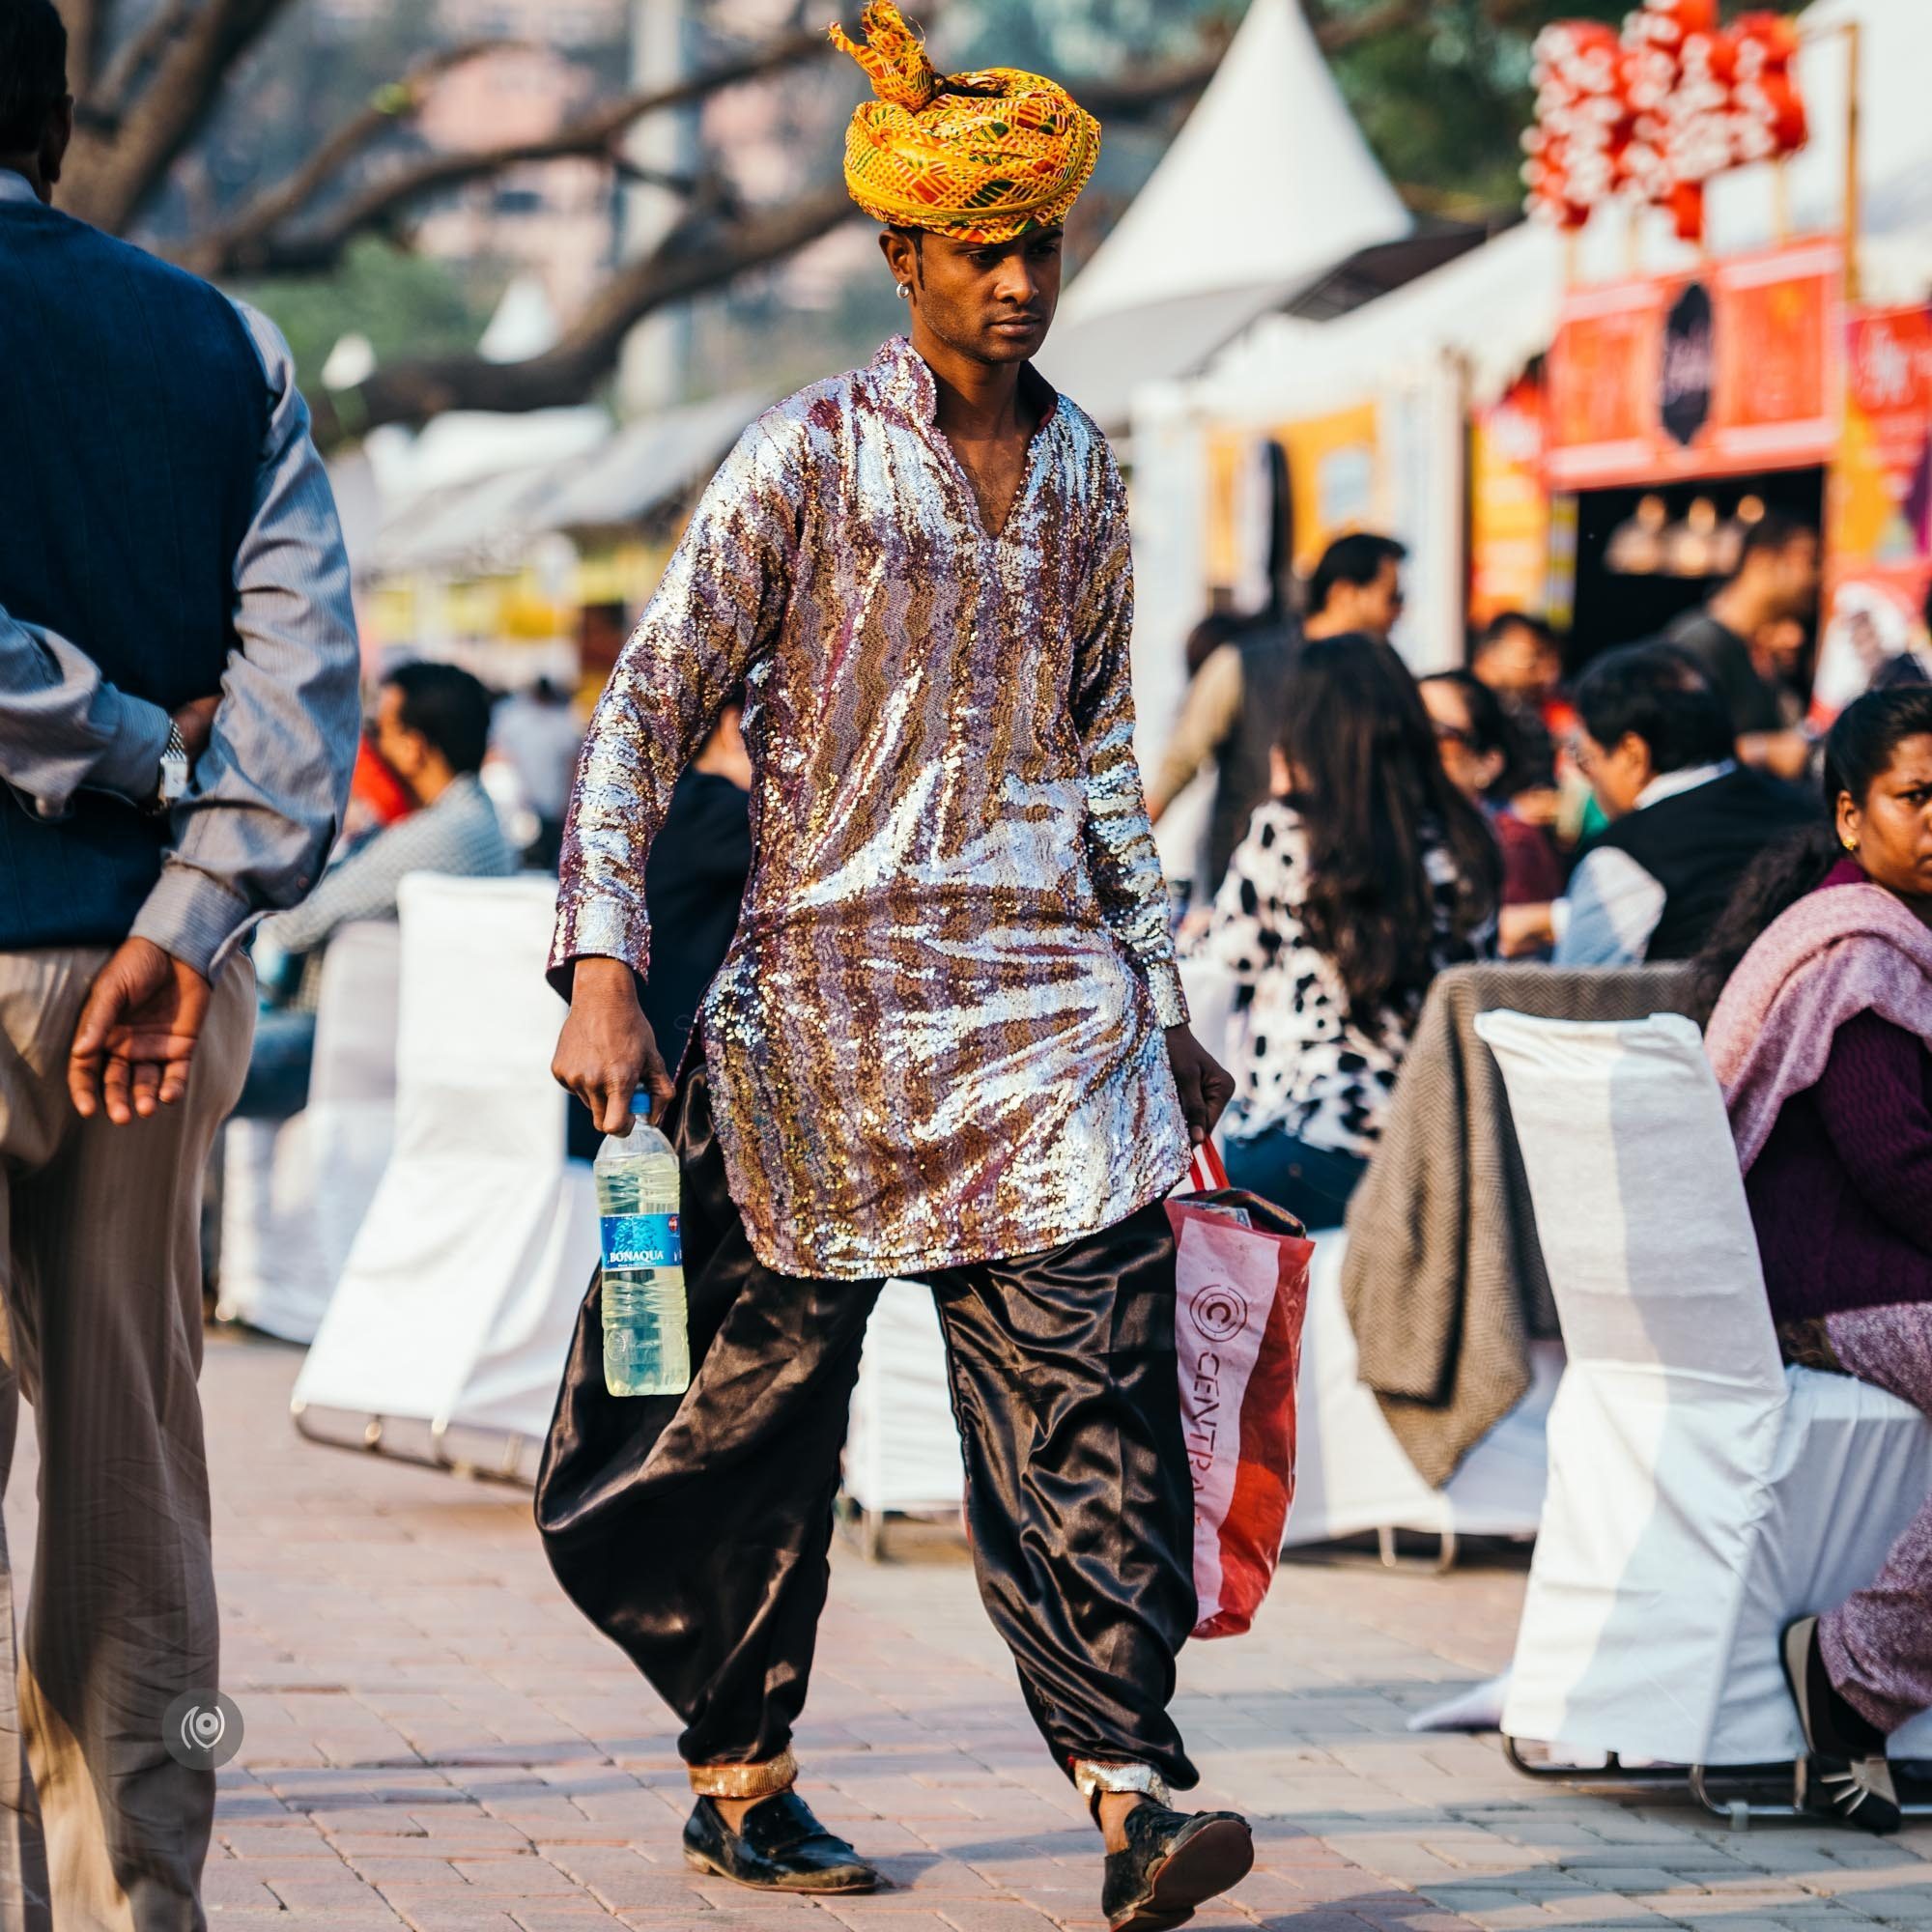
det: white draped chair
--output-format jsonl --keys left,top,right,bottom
{"left": 292, "top": 873, "right": 598, "bottom": 1475}
{"left": 217, "top": 921, "right": 402, "bottom": 1343}
{"left": 1477, "top": 1009, "right": 1932, "bottom": 1799}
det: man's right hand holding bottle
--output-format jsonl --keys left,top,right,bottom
{"left": 553, "top": 956, "right": 676, "bottom": 1135}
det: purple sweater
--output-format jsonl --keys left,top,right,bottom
{"left": 1747, "top": 869, "right": 1932, "bottom": 1321}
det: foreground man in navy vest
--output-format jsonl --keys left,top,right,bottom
{"left": 0, "top": 5, "right": 358, "bottom": 1923}
{"left": 539, "top": 9, "right": 1250, "bottom": 1929}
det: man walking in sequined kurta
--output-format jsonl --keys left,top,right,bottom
{"left": 536, "top": 8, "right": 1249, "bottom": 1927}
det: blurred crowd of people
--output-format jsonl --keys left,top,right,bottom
{"left": 1166, "top": 514, "right": 1931, "bottom": 1238}
{"left": 209, "top": 508, "right": 1932, "bottom": 1835}
{"left": 232, "top": 615, "right": 754, "bottom": 1130}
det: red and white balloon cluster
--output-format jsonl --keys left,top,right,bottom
{"left": 1525, "top": 0, "right": 1808, "bottom": 243}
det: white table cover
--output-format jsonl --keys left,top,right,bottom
{"left": 844, "top": 1279, "right": 966, "bottom": 1518}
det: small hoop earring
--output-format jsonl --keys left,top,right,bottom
{"left": 896, "top": 282, "right": 911, "bottom": 301}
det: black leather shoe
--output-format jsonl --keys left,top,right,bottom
{"left": 1781, "top": 1617, "right": 1902, "bottom": 1835}
{"left": 682, "top": 1790, "right": 882, "bottom": 1894}
{"left": 1102, "top": 1802, "right": 1254, "bottom": 1932}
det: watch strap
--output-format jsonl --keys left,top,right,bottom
{"left": 150, "top": 722, "right": 190, "bottom": 816}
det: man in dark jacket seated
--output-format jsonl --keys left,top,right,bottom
{"left": 1507, "top": 643, "right": 1814, "bottom": 965}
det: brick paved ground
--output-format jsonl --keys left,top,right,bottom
{"left": 13, "top": 1332, "right": 1932, "bottom": 1931}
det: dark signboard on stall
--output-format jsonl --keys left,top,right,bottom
{"left": 1661, "top": 282, "right": 1715, "bottom": 448}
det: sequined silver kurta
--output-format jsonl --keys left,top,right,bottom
{"left": 552, "top": 335, "right": 1190, "bottom": 1280}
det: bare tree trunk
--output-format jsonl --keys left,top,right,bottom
{"left": 63, "top": 0, "right": 113, "bottom": 101}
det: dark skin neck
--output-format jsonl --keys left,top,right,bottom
{"left": 3, "top": 96, "right": 75, "bottom": 207}
{"left": 0, "top": 156, "right": 49, "bottom": 202}
{"left": 906, "top": 309, "right": 1040, "bottom": 538}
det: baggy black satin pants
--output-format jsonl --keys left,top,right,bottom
{"left": 534, "top": 1053, "right": 1200, "bottom": 1791}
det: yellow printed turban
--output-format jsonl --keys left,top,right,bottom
{"left": 829, "top": 1, "right": 1101, "bottom": 245}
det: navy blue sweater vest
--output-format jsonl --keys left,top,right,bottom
{"left": 1590, "top": 766, "right": 1817, "bottom": 962}
{"left": 0, "top": 193, "right": 266, "bottom": 950}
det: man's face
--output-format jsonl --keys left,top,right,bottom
{"left": 372, "top": 685, "right": 432, "bottom": 803}
{"left": 887, "top": 228, "right": 1065, "bottom": 366}
{"left": 1478, "top": 622, "right": 1558, "bottom": 699}
{"left": 1347, "top": 558, "right": 1406, "bottom": 640}
{"left": 1770, "top": 531, "right": 1822, "bottom": 622}
{"left": 1575, "top": 727, "right": 1652, "bottom": 820}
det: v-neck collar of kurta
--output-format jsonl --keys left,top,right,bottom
{"left": 871, "top": 334, "right": 1064, "bottom": 544}
{"left": 872, "top": 332, "right": 1064, "bottom": 436}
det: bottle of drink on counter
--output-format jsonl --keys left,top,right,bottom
{"left": 595, "top": 1097, "right": 690, "bottom": 1397}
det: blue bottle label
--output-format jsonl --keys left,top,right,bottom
{"left": 601, "top": 1212, "right": 682, "bottom": 1271}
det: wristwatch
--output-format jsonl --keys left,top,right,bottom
{"left": 149, "top": 722, "right": 190, "bottom": 817}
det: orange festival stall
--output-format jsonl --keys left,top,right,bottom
{"left": 1463, "top": 0, "right": 1932, "bottom": 703}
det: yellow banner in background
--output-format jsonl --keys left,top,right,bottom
{"left": 1203, "top": 405, "right": 1382, "bottom": 603}
{"left": 1470, "top": 376, "right": 1552, "bottom": 627}
{"left": 1281, "top": 402, "right": 1380, "bottom": 575}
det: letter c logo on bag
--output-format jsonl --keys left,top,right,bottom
{"left": 1188, "top": 1282, "right": 1248, "bottom": 1345}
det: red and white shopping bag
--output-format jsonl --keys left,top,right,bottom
{"left": 1168, "top": 1141, "right": 1314, "bottom": 1640}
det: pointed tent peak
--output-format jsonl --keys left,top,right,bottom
{"left": 1060, "top": 0, "right": 1410, "bottom": 327}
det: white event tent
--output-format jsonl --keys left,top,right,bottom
{"left": 1036, "top": 0, "right": 1410, "bottom": 440}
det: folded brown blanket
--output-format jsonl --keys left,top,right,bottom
{"left": 1339, "top": 962, "right": 1699, "bottom": 1489}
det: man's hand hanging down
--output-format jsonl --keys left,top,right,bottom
{"left": 553, "top": 956, "right": 677, "bottom": 1136}
{"left": 68, "top": 939, "right": 212, "bottom": 1124}
{"left": 1165, "top": 1023, "right": 1235, "bottom": 1149}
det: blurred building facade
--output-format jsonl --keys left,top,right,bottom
{"left": 313, "top": 0, "right": 624, "bottom": 327}
{"left": 436, "top": 0, "right": 626, "bottom": 43}
{"left": 413, "top": 46, "right": 618, "bottom": 325}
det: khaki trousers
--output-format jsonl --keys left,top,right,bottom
{"left": 0, "top": 951, "right": 252, "bottom": 1932}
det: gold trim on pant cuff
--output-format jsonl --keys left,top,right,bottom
{"left": 1071, "top": 1761, "right": 1172, "bottom": 1807}
{"left": 688, "top": 1749, "right": 799, "bottom": 1800}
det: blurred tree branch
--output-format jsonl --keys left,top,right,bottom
{"left": 63, "top": 0, "right": 115, "bottom": 100}
{"left": 1078, "top": 52, "right": 1221, "bottom": 119}
{"left": 90, "top": 0, "right": 200, "bottom": 124}
{"left": 1301, "top": 0, "right": 1435, "bottom": 51}
{"left": 182, "top": 21, "right": 843, "bottom": 278}
{"left": 307, "top": 182, "right": 856, "bottom": 449}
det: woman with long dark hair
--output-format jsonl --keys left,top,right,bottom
{"left": 1699, "top": 685, "right": 1932, "bottom": 1833}
{"left": 1192, "top": 637, "right": 1501, "bottom": 1228}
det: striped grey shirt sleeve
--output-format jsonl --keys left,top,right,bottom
{"left": 0, "top": 606, "right": 172, "bottom": 813}
{"left": 255, "top": 779, "right": 513, "bottom": 959}
{"left": 129, "top": 301, "right": 362, "bottom": 977}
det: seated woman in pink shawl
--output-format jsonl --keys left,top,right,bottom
{"left": 1699, "top": 685, "right": 1932, "bottom": 1835}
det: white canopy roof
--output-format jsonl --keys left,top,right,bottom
{"left": 1037, "top": 0, "right": 1409, "bottom": 428}
{"left": 356, "top": 390, "right": 764, "bottom": 579}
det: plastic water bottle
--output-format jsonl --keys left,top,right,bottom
{"left": 595, "top": 1100, "right": 691, "bottom": 1397}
